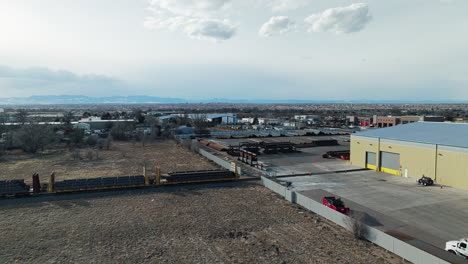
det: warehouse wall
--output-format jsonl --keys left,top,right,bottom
{"left": 350, "top": 136, "right": 379, "bottom": 168}
{"left": 437, "top": 146, "right": 468, "bottom": 190}
{"left": 379, "top": 139, "right": 436, "bottom": 178}
{"left": 351, "top": 135, "right": 468, "bottom": 190}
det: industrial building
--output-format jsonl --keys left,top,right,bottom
{"left": 351, "top": 122, "right": 468, "bottom": 190}
{"left": 357, "top": 115, "right": 445, "bottom": 128}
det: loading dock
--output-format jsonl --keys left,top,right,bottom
{"left": 380, "top": 152, "right": 400, "bottom": 176}
{"left": 366, "top": 152, "right": 377, "bottom": 170}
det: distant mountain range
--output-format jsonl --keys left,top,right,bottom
{"left": 0, "top": 95, "right": 187, "bottom": 105}
{"left": 0, "top": 95, "right": 467, "bottom": 105}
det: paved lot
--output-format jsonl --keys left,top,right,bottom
{"left": 211, "top": 135, "right": 350, "bottom": 148}
{"left": 278, "top": 170, "right": 468, "bottom": 250}
{"left": 258, "top": 144, "right": 353, "bottom": 176}
{"left": 206, "top": 135, "right": 352, "bottom": 176}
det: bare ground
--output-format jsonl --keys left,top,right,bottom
{"left": 0, "top": 140, "right": 218, "bottom": 183}
{"left": 0, "top": 182, "right": 405, "bottom": 264}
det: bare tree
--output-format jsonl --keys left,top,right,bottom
{"left": 110, "top": 122, "right": 133, "bottom": 140}
{"left": 191, "top": 114, "right": 210, "bottom": 134}
{"left": 15, "top": 109, "right": 28, "bottom": 125}
{"left": 85, "top": 135, "right": 98, "bottom": 147}
{"left": 346, "top": 212, "right": 367, "bottom": 240}
{"left": 175, "top": 114, "right": 190, "bottom": 126}
{"left": 71, "top": 149, "right": 81, "bottom": 160}
{"left": 132, "top": 108, "right": 145, "bottom": 123}
{"left": 62, "top": 111, "right": 74, "bottom": 127}
{"left": 180, "top": 138, "right": 192, "bottom": 149}
{"left": 190, "top": 140, "right": 200, "bottom": 153}
{"left": 145, "top": 115, "right": 160, "bottom": 139}
{"left": 16, "top": 124, "right": 55, "bottom": 153}
{"left": 69, "top": 128, "right": 84, "bottom": 146}
{"left": 134, "top": 131, "right": 147, "bottom": 147}
{"left": 105, "top": 136, "right": 112, "bottom": 150}
{"left": 85, "top": 150, "right": 94, "bottom": 160}
{"left": 0, "top": 112, "right": 6, "bottom": 152}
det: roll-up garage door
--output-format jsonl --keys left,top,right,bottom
{"left": 366, "top": 152, "right": 377, "bottom": 170}
{"left": 380, "top": 152, "right": 400, "bottom": 176}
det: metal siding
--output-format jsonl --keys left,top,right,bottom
{"left": 366, "top": 152, "right": 376, "bottom": 165}
{"left": 381, "top": 152, "right": 400, "bottom": 170}
{"left": 352, "top": 135, "right": 379, "bottom": 142}
{"left": 380, "top": 139, "right": 435, "bottom": 150}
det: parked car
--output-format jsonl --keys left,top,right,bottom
{"left": 446, "top": 238, "right": 468, "bottom": 258}
{"left": 322, "top": 196, "right": 350, "bottom": 215}
{"left": 417, "top": 176, "right": 434, "bottom": 186}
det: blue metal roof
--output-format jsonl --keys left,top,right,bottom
{"left": 355, "top": 122, "right": 468, "bottom": 148}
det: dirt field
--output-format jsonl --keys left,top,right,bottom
{"left": 0, "top": 140, "right": 218, "bottom": 183}
{"left": 0, "top": 182, "right": 404, "bottom": 264}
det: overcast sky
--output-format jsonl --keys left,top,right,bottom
{"left": 0, "top": 0, "right": 467, "bottom": 100}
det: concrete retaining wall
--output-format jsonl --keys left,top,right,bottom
{"left": 261, "top": 176, "right": 451, "bottom": 264}
{"left": 199, "top": 148, "right": 242, "bottom": 175}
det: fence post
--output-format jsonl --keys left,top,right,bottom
{"left": 48, "top": 172, "right": 55, "bottom": 193}
{"left": 143, "top": 165, "right": 149, "bottom": 186}
{"left": 32, "top": 173, "right": 41, "bottom": 193}
{"left": 155, "top": 165, "right": 161, "bottom": 186}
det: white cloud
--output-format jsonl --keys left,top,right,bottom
{"left": 267, "top": 0, "right": 309, "bottom": 12}
{"left": 259, "top": 16, "right": 294, "bottom": 37}
{"left": 304, "top": 3, "right": 372, "bottom": 34}
{"left": 144, "top": 0, "right": 236, "bottom": 41}
{"left": 184, "top": 19, "right": 236, "bottom": 40}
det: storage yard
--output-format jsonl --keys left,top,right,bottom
{"left": 0, "top": 141, "right": 218, "bottom": 183}
{"left": 203, "top": 135, "right": 352, "bottom": 176}
{"left": 0, "top": 181, "right": 404, "bottom": 264}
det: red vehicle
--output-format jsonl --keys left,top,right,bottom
{"left": 322, "top": 196, "right": 350, "bottom": 215}
{"left": 339, "top": 154, "right": 350, "bottom": 160}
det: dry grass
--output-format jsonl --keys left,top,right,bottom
{"left": 0, "top": 140, "right": 218, "bottom": 183}
{"left": 0, "top": 182, "right": 406, "bottom": 264}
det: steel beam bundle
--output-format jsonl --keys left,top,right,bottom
{"left": 0, "top": 180, "right": 29, "bottom": 196}
{"left": 164, "top": 170, "right": 235, "bottom": 183}
{"left": 54, "top": 176, "right": 146, "bottom": 192}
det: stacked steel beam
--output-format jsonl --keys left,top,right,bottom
{"left": 0, "top": 180, "right": 29, "bottom": 196}
{"left": 164, "top": 170, "right": 235, "bottom": 183}
{"left": 54, "top": 176, "right": 145, "bottom": 192}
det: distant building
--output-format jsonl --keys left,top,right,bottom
{"left": 187, "top": 113, "right": 237, "bottom": 124}
{"left": 400, "top": 116, "right": 421, "bottom": 124}
{"left": 74, "top": 122, "right": 91, "bottom": 131}
{"left": 400, "top": 115, "right": 445, "bottom": 124}
{"left": 283, "top": 121, "right": 305, "bottom": 129}
{"left": 240, "top": 117, "right": 254, "bottom": 124}
{"left": 422, "top": 116, "right": 445, "bottom": 122}
{"left": 294, "top": 115, "right": 320, "bottom": 124}
{"left": 359, "top": 117, "right": 373, "bottom": 127}
{"left": 78, "top": 117, "right": 134, "bottom": 130}
{"left": 206, "top": 113, "right": 237, "bottom": 124}
{"left": 376, "top": 116, "right": 400, "bottom": 128}
{"left": 175, "top": 126, "right": 195, "bottom": 135}
{"left": 346, "top": 116, "right": 359, "bottom": 126}
{"left": 262, "top": 118, "right": 282, "bottom": 125}
{"left": 452, "top": 117, "right": 466, "bottom": 123}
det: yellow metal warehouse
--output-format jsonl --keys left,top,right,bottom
{"left": 350, "top": 122, "right": 468, "bottom": 190}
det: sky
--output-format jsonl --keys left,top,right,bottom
{"left": 0, "top": 0, "right": 467, "bottom": 101}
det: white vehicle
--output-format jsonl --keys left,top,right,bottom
{"left": 446, "top": 238, "right": 468, "bottom": 258}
